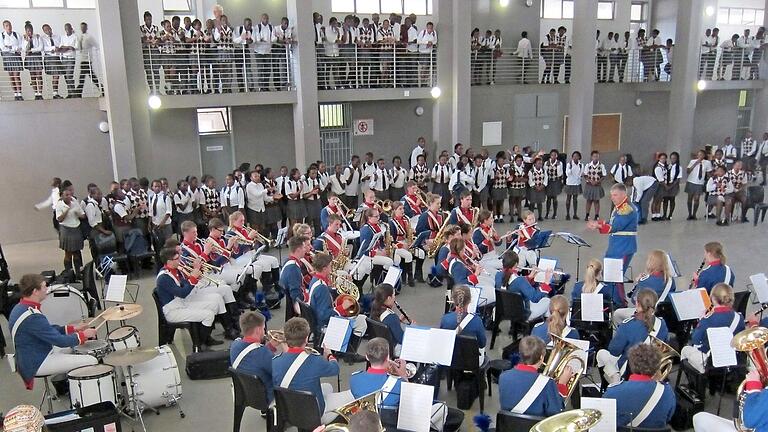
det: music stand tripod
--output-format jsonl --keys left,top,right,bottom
{"left": 557, "top": 233, "right": 591, "bottom": 280}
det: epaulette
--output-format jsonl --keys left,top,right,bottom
{"left": 617, "top": 202, "right": 633, "bottom": 215}
{"left": 351, "top": 370, "right": 363, "bottom": 375}
{"left": 606, "top": 380, "right": 623, "bottom": 388}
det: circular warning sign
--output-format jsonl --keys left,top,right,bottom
{"left": 357, "top": 121, "right": 369, "bottom": 133}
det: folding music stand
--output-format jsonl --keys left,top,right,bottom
{"left": 554, "top": 232, "right": 591, "bottom": 280}
{"left": 275, "top": 227, "right": 289, "bottom": 263}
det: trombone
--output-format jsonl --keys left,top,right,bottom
{"left": 265, "top": 329, "right": 321, "bottom": 355}
{"left": 178, "top": 263, "right": 220, "bottom": 286}
{"left": 179, "top": 255, "right": 221, "bottom": 274}
{"left": 248, "top": 226, "right": 277, "bottom": 248}
{"left": 336, "top": 199, "right": 357, "bottom": 220}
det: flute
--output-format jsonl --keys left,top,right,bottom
{"left": 518, "top": 266, "right": 567, "bottom": 275}
{"left": 394, "top": 301, "right": 412, "bottom": 325}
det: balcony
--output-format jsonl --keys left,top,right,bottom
{"left": 697, "top": 46, "right": 763, "bottom": 81}
{"left": 0, "top": 53, "right": 102, "bottom": 101}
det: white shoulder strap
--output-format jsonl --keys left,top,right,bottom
{"left": 658, "top": 278, "right": 674, "bottom": 303}
{"left": 729, "top": 313, "right": 740, "bottom": 333}
{"left": 647, "top": 318, "right": 661, "bottom": 340}
{"left": 380, "top": 375, "right": 399, "bottom": 401}
{"left": 456, "top": 314, "right": 474, "bottom": 334}
{"left": 723, "top": 265, "right": 732, "bottom": 284}
{"left": 11, "top": 308, "right": 39, "bottom": 341}
{"left": 594, "top": 283, "right": 605, "bottom": 294}
{"left": 232, "top": 342, "right": 262, "bottom": 369}
{"left": 511, "top": 375, "right": 550, "bottom": 414}
{"left": 280, "top": 352, "right": 310, "bottom": 388}
{"left": 381, "top": 309, "right": 394, "bottom": 321}
{"left": 629, "top": 383, "right": 665, "bottom": 427}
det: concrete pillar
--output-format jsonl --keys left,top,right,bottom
{"left": 287, "top": 0, "right": 321, "bottom": 168}
{"left": 96, "top": 0, "right": 138, "bottom": 180}
{"left": 665, "top": 0, "right": 703, "bottom": 156}
{"left": 753, "top": 0, "right": 768, "bottom": 134}
{"left": 565, "top": 0, "right": 598, "bottom": 156}
{"left": 433, "top": 0, "right": 471, "bottom": 157}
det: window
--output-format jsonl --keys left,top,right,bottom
{"left": 66, "top": 0, "right": 94, "bottom": 7}
{"left": 197, "top": 108, "right": 230, "bottom": 135}
{"left": 717, "top": 7, "right": 764, "bottom": 26}
{"left": 597, "top": 1, "right": 614, "bottom": 20}
{"left": 320, "top": 103, "right": 348, "bottom": 129}
{"left": 32, "top": 0, "right": 62, "bottom": 6}
{"left": 0, "top": 0, "right": 29, "bottom": 6}
{"left": 162, "top": 0, "right": 191, "bottom": 11}
{"left": 630, "top": 3, "right": 645, "bottom": 21}
{"left": 331, "top": 0, "right": 432, "bottom": 15}
{"left": 541, "top": 0, "right": 614, "bottom": 19}
{"left": 0, "top": 0, "right": 94, "bottom": 7}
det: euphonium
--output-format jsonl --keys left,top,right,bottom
{"left": 529, "top": 408, "right": 602, "bottom": 432}
{"left": 376, "top": 199, "right": 393, "bottom": 215}
{"left": 332, "top": 271, "right": 361, "bottom": 317}
{"left": 327, "top": 391, "right": 384, "bottom": 432}
{"left": 541, "top": 333, "right": 586, "bottom": 399}
{"left": 647, "top": 334, "right": 680, "bottom": 381}
{"left": 266, "top": 330, "right": 285, "bottom": 344}
{"left": 732, "top": 326, "right": 768, "bottom": 432}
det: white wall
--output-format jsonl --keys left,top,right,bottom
{"left": 0, "top": 8, "right": 99, "bottom": 46}
{"left": 715, "top": 0, "right": 765, "bottom": 40}
{"left": 136, "top": 0, "right": 164, "bottom": 23}
{"left": 311, "top": 0, "right": 435, "bottom": 26}
{"left": 540, "top": 0, "right": 633, "bottom": 44}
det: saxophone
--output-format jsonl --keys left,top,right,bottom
{"left": 383, "top": 222, "right": 393, "bottom": 258}
{"left": 426, "top": 213, "right": 451, "bottom": 258}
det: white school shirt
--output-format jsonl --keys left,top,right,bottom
{"left": 55, "top": 199, "right": 84, "bottom": 228}
{"left": 723, "top": 144, "right": 738, "bottom": 163}
{"left": 323, "top": 26, "right": 340, "bottom": 56}
{"left": 685, "top": 159, "right": 712, "bottom": 185}
{"left": 22, "top": 34, "right": 44, "bottom": 56}
{"left": 632, "top": 176, "right": 657, "bottom": 201}
{"left": 285, "top": 179, "right": 302, "bottom": 200}
{"left": 1, "top": 31, "right": 22, "bottom": 53}
{"left": 150, "top": 192, "right": 173, "bottom": 226}
{"left": 514, "top": 37, "right": 532, "bottom": 58}
{"left": 58, "top": 33, "right": 77, "bottom": 58}
{"left": 653, "top": 163, "right": 668, "bottom": 183}
{"left": 737, "top": 35, "right": 754, "bottom": 49}
{"left": 610, "top": 163, "right": 633, "bottom": 183}
{"left": 417, "top": 30, "right": 436, "bottom": 54}
{"left": 83, "top": 197, "right": 103, "bottom": 228}
{"left": 275, "top": 25, "right": 294, "bottom": 42}
{"left": 318, "top": 171, "right": 330, "bottom": 191}
{"left": 527, "top": 167, "right": 549, "bottom": 187}
{"left": 361, "top": 162, "right": 377, "bottom": 184}
{"left": 706, "top": 175, "right": 735, "bottom": 195}
{"left": 471, "top": 165, "right": 489, "bottom": 192}
{"left": 410, "top": 145, "right": 425, "bottom": 168}
{"left": 760, "top": 140, "right": 768, "bottom": 161}
{"left": 220, "top": 184, "right": 245, "bottom": 208}
{"left": 255, "top": 22, "right": 277, "bottom": 54}
{"left": 42, "top": 33, "right": 59, "bottom": 56}
{"left": 35, "top": 187, "right": 61, "bottom": 211}
{"left": 564, "top": 161, "right": 584, "bottom": 186}
{"left": 329, "top": 174, "right": 346, "bottom": 195}
{"left": 406, "top": 26, "right": 419, "bottom": 53}
{"left": 303, "top": 178, "right": 322, "bottom": 200}
{"left": 245, "top": 182, "right": 268, "bottom": 212}
{"left": 233, "top": 25, "right": 254, "bottom": 46}
{"left": 174, "top": 190, "right": 195, "bottom": 214}
{"left": 449, "top": 169, "right": 473, "bottom": 191}
{"left": 390, "top": 167, "right": 408, "bottom": 189}
{"left": 342, "top": 165, "right": 361, "bottom": 196}
{"left": 741, "top": 138, "right": 757, "bottom": 158}
{"left": 431, "top": 163, "right": 451, "bottom": 184}
{"left": 448, "top": 152, "right": 461, "bottom": 170}
{"left": 369, "top": 168, "right": 391, "bottom": 191}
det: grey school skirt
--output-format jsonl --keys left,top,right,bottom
{"left": 529, "top": 188, "right": 546, "bottom": 204}
{"left": 491, "top": 187, "right": 507, "bottom": 202}
{"left": 59, "top": 225, "right": 84, "bottom": 252}
{"left": 265, "top": 204, "right": 282, "bottom": 225}
{"left": 287, "top": 199, "right": 307, "bottom": 220}
{"left": 583, "top": 184, "right": 605, "bottom": 200}
{"left": 684, "top": 182, "right": 705, "bottom": 195}
{"left": 564, "top": 184, "right": 582, "bottom": 195}
{"left": 663, "top": 181, "right": 680, "bottom": 197}
{"left": 545, "top": 179, "right": 563, "bottom": 197}
{"left": 508, "top": 187, "right": 527, "bottom": 198}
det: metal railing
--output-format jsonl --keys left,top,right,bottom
{"left": 0, "top": 52, "right": 102, "bottom": 101}
{"left": 697, "top": 46, "right": 763, "bottom": 81}
{"left": 472, "top": 47, "right": 672, "bottom": 85}
{"left": 141, "top": 42, "right": 296, "bottom": 95}
{"left": 315, "top": 45, "right": 437, "bottom": 89}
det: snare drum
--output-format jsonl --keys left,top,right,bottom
{"left": 67, "top": 364, "right": 118, "bottom": 408}
{"left": 107, "top": 326, "right": 140, "bottom": 351}
{"left": 42, "top": 285, "right": 89, "bottom": 326}
{"left": 128, "top": 345, "right": 182, "bottom": 408}
{"left": 73, "top": 340, "right": 111, "bottom": 360}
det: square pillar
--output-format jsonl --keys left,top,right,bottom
{"left": 565, "top": 0, "right": 598, "bottom": 156}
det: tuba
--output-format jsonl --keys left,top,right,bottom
{"left": 647, "top": 334, "right": 680, "bottom": 381}
{"left": 541, "top": 333, "right": 586, "bottom": 399}
{"left": 732, "top": 326, "right": 768, "bottom": 432}
{"left": 530, "top": 408, "right": 602, "bottom": 432}
{"left": 326, "top": 391, "right": 384, "bottom": 432}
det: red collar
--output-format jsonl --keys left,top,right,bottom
{"left": 182, "top": 239, "right": 197, "bottom": 247}
{"left": 313, "top": 273, "right": 331, "bottom": 285}
{"left": 713, "top": 306, "right": 733, "bottom": 313}
{"left": 324, "top": 230, "right": 340, "bottom": 238}
{"left": 461, "top": 207, "right": 472, "bottom": 215}
{"left": 629, "top": 374, "right": 654, "bottom": 382}
{"left": 367, "top": 367, "right": 387, "bottom": 374}
{"left": 287, "top": 347, "right": 305, "bottom": 354}
{"left": 289, "top": 254, "right": 302, "bottom": 261}
{"left": 708, "top": 260, "right": 722, "bottom": 266}
{"left": 651, "top": 271, "right": 663, "bottom": 277}
{"left": 369, "top": 223, "right": 382, "bottom": 233}
{"left": 243, "top": 336, "right": 260, "bottom": 344}
{"left": 515, "top": 364, "right": 539, "bottom": 373}
{"left": 364, "top": 202, "right": 374, "bottom": 208}
{"left": 164, "top": 264, "right": 178, "bottom": 275}
{"left": 19, "top": 298, "right": 41, "bottom": 309}
{"left": 328, "top": 205, "right": 338, "bottom": 212}
{"left": 481, "top": 223, "right": 491, "bottom": 231}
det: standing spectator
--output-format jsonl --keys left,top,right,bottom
{"left": 22, "top": 21, "right": 44, "bottom": 100}
{"left": 513, "top": 31, "right": 532, "bottom": 84}
{"left": 139, "top": 11, "right": 160, "bottom": 92}
{"left": 2, "top": 20, "right": 24, "bottom": 100}
{"left": 233, "top": 17, "right": 254, "bottom": 92}
{"left": 559, "top": 26, "right": 571, "bottom": 84}
{"left": 255, "top": 14, "right": 276, "bottom": 91}
{"left": 470, "top": 28, "right": 481, "bottom": 85}
{"left": 618, "top": 31, "right": 630, "bottom": 82}
{"left": 41, "top": 23, "right": 62, "bottom": 99}
{"left": 541, "top": 28, "right": 556, "bottom": 84}
{"left": 607, "top": 31, "right": 620, "bottom": 82}
{"left": 595, "top": 30, "right": 608, "bottom": 83}
{"left": 390, "top": 156, "right": 408, "bottom": 201}
{"left": 404, "top": 17, "right": 419, "bottom": 87}
{"left": 740, "top": 130, "right": 757, "bottom": 173}
{"left": 158, "top": 20, "right": 179, "bottom": 94}
{"left": 75, "top": 22, "right": 102, "bottom": 97}
{"left": 719, "top": 34, "right": 739, "bottom": 80}
{"left": 56, "top": 188, "right": 86, "bottom": 274}
{"left": 213, "top": 15, "right": 234, "bottom": 93}
{"left": 759, "top": 132, "right": 768, "bottom": 186}
{"left": 749, "top": 27, "right": 765, "bottom": 80}
{"left": 663, "top": 38, "right": 673, "bottom": 77}
{"left": 323, "top": 17, "right": 341, "bottom": 89}
{"left": 479, "top": 29, "right": 493, "bottom": 85}
{"left": 700, "top": 28, "right": 719, "bottom": 80}
{"left": 646, "top": 29, "right": 663, "bottom": 81}
{"left": 491, "top": 29, "right": 503, "bottom": 84}
{"left": 685, "top": 149, "right": 712, "bottom": 220}
{"left": 59, "top": 23, "right": 77, "bottom": 97}
{"left": 275, "top": 17, "right": 295, "bottom": 90}
{"left": 377, "top": 19, "right": 396, "bottom": 87}
{"left": 735, "top": 29, "right": 753, "bottom": 80}
{"left": 357, "top": 18, "right": 374, "bottom": 88}
{"left": 416, "top": 22, "right": 436, "bottom": 87}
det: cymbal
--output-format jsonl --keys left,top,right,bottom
{"left": 101, "top": 304, "right": 143, "bottom": 321}
{"left": 68, "top": 318, "right": 91, "bottom": 327}
{"left": 104, "top": 348, "right": 158, "bottom": 366}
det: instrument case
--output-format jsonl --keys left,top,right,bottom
{"left": 185, "top": 349, "right": 230, "bottom": 380}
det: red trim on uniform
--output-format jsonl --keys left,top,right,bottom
{"left": 539, "top": 283, "right": 552, "bottom": 294}
{"left": 367, "top": 367, "right": 387, "bottom": 374}
{"left": 515, "top": 364, "right": 538, "bottom": 373}
{"left": 287, "top": 347, "right": 305, "bottom": 354}
{"left": 314, "top": 273, "right": 331, "bottom": 286}
{"left": 707, "top": 260, "right": 722, "bottom": 266}
{"left": 744, "top": 380, "right": 764, "bottom": 391}
{"left": 557, "top": 383, "right": 568, "bottom": 397}
{"left": 243, "top": 336, "right": 260, "bottom": 344}
{"left": 468, "top": 274, "right": 479, "bottom": 285}
{"left": 629, "top": 374, "right": 654, "bottom": 382}
{"left": 597, "top": 220, "right": 611, "bottom": 235}
{"left": 651, "top": 271, "right": 663, "bottom": 277}
{"left": 76, "top": 331, "right": 86, "bottom": 344}
{"left": 19, "top": 299, "right": 41, "bottom": 309}
{"left": 713, "top": 306, "right": 733, "bottom": 313}
{"left": 65, "top": 325, "right": 75, "bottom": 334}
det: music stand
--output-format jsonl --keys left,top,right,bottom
{"left": 554, "top": 232, "right": 591, "bottom": 280}
{"left": 275, "top": 227, "right": 288, "bottom": 263}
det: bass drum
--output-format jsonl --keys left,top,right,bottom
{"left": 128, "top": 345, "right": 182, "bottom": 408}
{"left": 41, "top": 285, "right": 89, "bottom": 326}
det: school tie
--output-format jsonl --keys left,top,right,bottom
{"left": 666, "top": 166, "right": 672, "bottom": 183}
{"left": 382, "top": 171, "right": 388, "bottom": 190}
{"left": 475, "top": 169, "right": 480, "bottom": 187}
{"left": 280, "top": 177, "right": 287, "bottom": 195}
{"left": 226, "top": 187, "right": 231, "bottom": 207}
{"left": 152, "top": 194, "right": 159, "bottom": 215}
{"left": 698, "top": 164, "right": 703, "bottom": 180}
{"left": 622, "top": 165, "right": 627, "bottom": 180}
{"left": 440, "top": 167, "right": 445, "bottom": 184}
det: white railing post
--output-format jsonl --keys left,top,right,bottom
{"left": 392, "top": 45, "right": 397, "bottom": 88}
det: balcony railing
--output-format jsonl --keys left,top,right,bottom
{"left": 472, "top": 47, "right": 672, "bottom": 85}
{"left": 141, "top": 42, "right": 296, "bottom": 95}
{"left": 697, "top": 46, "right": 763, "bottom": 81}
{"left": 0, "top": 53, "right": 102, "bottom": 101}
{"left": 315, "top": 45, "right": 437, "bottom": 90}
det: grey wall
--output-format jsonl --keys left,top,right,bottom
{"left": 471, "top": 0, "right": 542, "bottom": 46}
{"left": 231, "top": 105, "right": 296, "bottom": 169}
{"left": 0, "top": 100, "right": 113, "bottom": 244}
{"left": 651, "top": 0, "right": 678, "bottom": 40}
{"left": 139, "top": 109, "right": 202, "bottom": 184}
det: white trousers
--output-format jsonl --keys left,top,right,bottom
{"left": 36, "top": 347, "right": 98, "bottom": 377}
{"left": 613, "top": 307, "right": 635, "bottom": 327}
{"left": 596, "top": 349, "right": 623, "bottom": 384}
{"left": 321, "top": 384, "right": 354, "bottom": 424}
{"left": 681, "top": 345, "right": 708, "bottom": 373}
{"left": 480, "top": 252, "right": 504, "bottom": 271}
{"left": 195, "top": 279, "right": 236, "bottom": 304}
{"left": 352, "top": 255, "right": 394, "bottom": 281}
{"left": 162, "top": 293, "right": 222, "bottom": 326}
{"left": 693, "top": 412, "right": 736, "bottom": 432}
{"left": 529, "top": 297, "right": 551, "bottom": 321}
{"left": 393, "top": 248, "right": 413, "bottom": 265}
{"left": 514, "top": 246, "right": 538, "bottom": 268}
{"left": 477, "top": 273, "right": 498, "bottom": 305}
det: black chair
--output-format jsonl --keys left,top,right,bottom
{"left": 491, "top": 289, "right": 539, "bottom": 349}
{"left": 273, "top": 387, "right": 322, "bottom": 432}
{"left": 229, "top": 367, "right": 273, "bottom": 432}
{"left": 81, "top": 261, "right": 101, "bottom": 311}
{"left": 734, "top": 290, "right": 750, "bottom": 317}
{"left": 617, "top": 426, "right": 671, "bottom": 432}
{"left": 91, "top": 232, "right": 129, "bottom": 270}
{"left": 297, "top": 301, "right": 322, "bottom": 350}
{"left": 495, "top": 411, "right": 543, "bottom": 431}
{"left": 570, "top": 298, "right": 614, "bottom": 352}
{"left": 151, "top": 289, "right": 200, "bottom": 351}
{"left": 444, "top": 277, "right": 455, "bottom": 313}
{"left": 746, "top": 185, "right": 768, "bottom": 225}
{"left": 656, "top": 301, "right": 693, "bottom": 348}
{"left": 365, "top": 317, "right": 396, "bottom": 354}
{"left": 446, "top": 335, "right": 485, "bottom": 412}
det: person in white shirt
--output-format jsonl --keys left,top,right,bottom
{"left": 220, "top": 174, "right": 245, "bottom": 221}
{"left": 342, "top": 156, "right": 362, "bottom": 209}
{"left": 432, "top": 154, "right": 452, "bottom": 211}
{"left": 35, "top": 177, "right": 62, "bottom": 231}
{"left": 377, "top": 19, "right": 396, "bottom": 86}
{"left": 721, "top": 136, "right": 738, "bottom": 168}
{"left": 303, "top": 167, "right": 323, "bottom": 234}
{"left": 685, "top": 149, "right": 712, "bottom": 220}
{"left": 328, "top": 164, "right": 346, "bottom": 197}
{"left": 41, "top": 23, "right": 62, "bottom": 99}
{"left": 254, "top": 14, "right": 277, "bottom": 91}
{"left": 149, "top": 180, "right": 173, "bottom": 248}
{"left": 404, "top": 17, "right": 419, "bottom": 86}
{"left": 75, "top": 22, "right": 102, "bottom": 98}
{"left": 471, "top": 28, "right": 481, "bottom": 85}
{"left": 1, "top": 20, "right": 23, "bottom": 100}
{"left": 543, "top": 150, "right": 564, "bottom": 219}
{"left": 174, "top": 179, "right": 196, "bottom": 230}
{"left": 470, "top": 155, "right": 490, "bottom": 210}
{"left": 478, "top": 29, "right": 493, "bottom": 85}
{"left": 735, "top": 29, "right": 753, "bottom": 80}
{"left": 740, "top": 130, "right": 758, "bottom": 173}
{"left": 55, "top": 188, "right": 86, "bottom": 273}
{"left": 748, "top": 27, "right": 765, "bottom": 80}
{"left": 83, "top": 185, "right": 111, "bottom": 260}
{"left": 759, "top": 132, "right": 768, "bottom": 186}
{"left": 233, "top": 17, "right": 254, "bottom": 92}
{"left": 706, "top": 165, "right": 735, "bottom": 226}
{"left": 448, "top": 143, "right": 463, "bottom": 170}
{"left": 356, "top": 18, "right": 375, "bottom": 88}
{"left": 563, "top": 151, "right": 583, "bottom": 220}
{"left": 719, "top": 34, "right": 740, "bottom": 80}
{"left": 512, "top": 31, "right": 532, "bottom": 84}
{"left": 699, "top": 28, "right": 719, "bottom": 80}
{"left": 285, "top": 168, "right": 306, "bottom": 225}
{"left": 389, "top": 156, "right": 408, "bottom": 201}
{"left": 360, "top": 153, "right": 376, "bottom": 194}
{"left": 58, "top": 23, "right": 78, "bottom": 97}
{"left": 275, "top": 17, "right": 295, "bottom": 90}
{"left": 245, "top": 171, "right": 269, "bottom": 233}
{"left": 644, "top": 29, "right": 663, "bottom": 81}
{"left": 660, "top": 151, "right": 683, "bottom": 220}
{"left": 213, "top": 15, "right": 235, "bottom": 93}
{"left": 650, "top": 154, "right": 669, "bottom": 221}
{"left": 606, "top": 32, "right": 621, "bottom": 82}
{"left": 596, "top": 30, "right": 608, "bottom": 83}
{"left": 409, "top": 153, "right": 431, "bottom": 192}
{"left": 630, "top": 168, "right": 658, "bottom": 225}
{"left": 369, "top": 158, "right": 391, "bottom": 201}
{"left": 323, "top": 17, "right": 341, "bottom": 89}
{"left": 609, "top": 154, "right": 634, "bottom": 187}
{"left": 449, "top": 161, "right": 474, "bottom": 206}
{"left": 410, "top": 136, "right": 427, "bottom": 168}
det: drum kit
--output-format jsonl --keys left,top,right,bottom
{"left": 63, "top": 303, "right": 184, "bottom": 432}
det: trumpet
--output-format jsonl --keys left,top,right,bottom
{"left": 205, "top": 238, "right": 232, "bottom": 259}
{"left": 387, "top": 359, "right": 417, "bottom": 378}
{"left": 248, "top": 227, "right": 277, "bottom": 248}
{"left": 225, "top": 227, "right": 257, "bottom": 246}
{"left": 178, "top": 263, "right": 220, "bottom": 285}
{"left": 375, "top": 199, "right": 392, "bottom": 215}
{"left": 179, "top": 255, "right": 221, "bottom": 274}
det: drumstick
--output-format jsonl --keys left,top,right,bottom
{"left": 86, "top": 308, "right": 111, "bottom": 326}
{"left": 94, "top": 319, "right": 110, "bottom": 331}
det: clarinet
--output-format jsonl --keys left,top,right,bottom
{"left": 688, "top": 260, "right": 706, "bottom": 290}
{"left": 394, "top": 301, "right": 412, "bottom": 325}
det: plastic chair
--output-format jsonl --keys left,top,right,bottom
{"left": 273, "top": 387, "right": 322, "bottom": 432}
{"left": 745, "top": 185, "right": 767, "bottom": 225}
{"left": 229, "top": 367, "right": 274, "bottom": 432}
{"left": 151, "top": 289, "right": 200, "bottom": 351}
{"left": 297, "top": 301, "right": 321, "bottom": 350}
{"left": 495, "top": 411, "right": 543, "bottom": 432}
{"left": 365, "top": 317, "right": 396, "bottom": 355}
{"left": 490, "top": 289, "right": 536, "bottom": 349}
{"left": 446, "top": 335, "right": 485, "bottom": 412}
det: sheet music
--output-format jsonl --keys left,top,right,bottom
{"left": 750, "top": 273, "right": 768, "bottom": 304}
{"left": 383, "top": 266, "right": 402, "bottom": 287}
{"left": 400, "top": 327, "right": 456, "bottom": 366}
{"left": 581, "top": 397, "right": 616, "bottom": 432}
{"left": 534, "top": 258, "right": 558, "bottom": 283}
{"left": 580, "top": 293, "right": 605, "bottom": 322}
{"left": 603, "top": 258, "right": 624, "bottom": 283}
{"left": 708, "top": 327, "right": 738, "bottom": 368}
{"left": 323, "top": 316, "right": 352, "bottom": 352}
{"left": 467, "top": 286, "right": 482, "bottom": 314}
{"left": 665, "top": 253, "right": 681, "bottom": 278}
{"left": 105, "top": 275, "right": 127, "bottom": 303}
{"left": 670, "top": 289, "right": 710, "bottom": 321}
{"left": 563, "top": 337, "right": 590, "bottom": 373}
{"left": 397, "top": 382, "right": 434, "bottom": 432}
{"left": 275, "top": 227, "right": 288, "bottom": 246}
{"left": 430, "top": 328, "right": 457, "bottom": 366}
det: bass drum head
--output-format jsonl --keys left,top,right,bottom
{"left": 129, "top": 345, "right": 182, "bottom": 408}
{"left": 41, "top": 285, "right": 89, "bottom": 326}
{"left": 107, "top": 325, "right": 140, "bottom": 351}
{"left": 67, "top": 364, "right": 117, "bottom": 408}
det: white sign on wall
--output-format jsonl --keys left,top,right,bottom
{"left": 482, "top": 121, "right": 502, "bottom": 147}
{"left": 354, "top": 119, "right": 374, "bottom": 136}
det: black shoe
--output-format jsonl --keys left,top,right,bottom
{"left": 584, "top": 215, "right": 590, "bottom": 221}
{"left": 742, "top": 217, "right": 749, "bottom": 223}
{"left": 565, "top": 215, "right": 571, "bottom": 220}
{"left": 195, "top": 344, "right": 211, "bottom": 353}
{"left": 707, "top": 213, "right": 716, "bottom": 218}
{"left": 35, "top": 95, "right": 43, "bottom": 100}
{"left": 573, "top": 215, "right": 580, "bottom": 220}
{"left": 639, "top": 219, "right": 647, "bottom": 225}
{"left": 686, "top": 215, "right": 695, "bottom": 220}
{"left": 722, "top": 220, "right": 729, "bottom": 226}
{"left": 205, "top": 336, "right": 223, "bottom": 346}
{"left": 551, "top": 215, "right": 557, "bottom": 220}
{"left": 594, "top": 215, "right": 600, "bottom": 221}
{"left": 14, "top": 96, "right": 23, "bottom": 101}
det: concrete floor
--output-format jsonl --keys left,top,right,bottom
{"left": 1, "top": 213, "right": 766, "bottom": 432}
